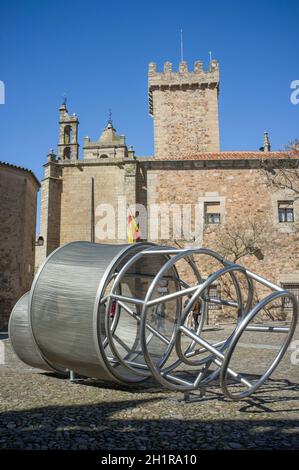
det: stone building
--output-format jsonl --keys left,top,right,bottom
{"left": 35, "top": 59, "right": 299, "bottom": 310}
{"left": 0, "top": 162, "right": 40, "bottom": 330}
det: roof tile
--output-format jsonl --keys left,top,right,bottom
{"left": 154, "top": 151, "right": 297, "bottom": 161}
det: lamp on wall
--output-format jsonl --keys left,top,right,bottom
{"left": 33, "top": 236, "right": 44, "bottom": 248}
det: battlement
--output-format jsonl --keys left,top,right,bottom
{"left": 148, "top": 59, "right": 219, "bottom": 77}
{"left": 148, "top": 60, "right": 219, "bottom": 116}
{"left": 148, "top": 59, "right": 220, "bottom": 157}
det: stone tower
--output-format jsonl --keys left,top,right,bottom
{"left": 148, "top": 60, "right": 220, "bottom": 158}
{"left": 58, "top": 101, "right": 79, "bottom": 160}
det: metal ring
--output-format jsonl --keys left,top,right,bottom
{"left": 220, "top": 290, "right": 298, "bottom": 400}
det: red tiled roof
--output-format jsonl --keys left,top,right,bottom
{"left": 153, "top": 151, "right": 298, "bottom": 161}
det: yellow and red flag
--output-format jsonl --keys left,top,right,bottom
{"left": 127, "top": 212, "right": 141, "bottom": 243}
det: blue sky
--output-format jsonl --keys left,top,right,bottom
{"left": 0, "top": 0, "right": 298, "bottom": 185}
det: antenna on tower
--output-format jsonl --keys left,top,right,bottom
{"left": 209, "top": 51, "right": 212, "bottom": 64}
{"left": 180, "top": 29, "right": 184, "bottom": 62}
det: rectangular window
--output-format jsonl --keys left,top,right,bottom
{"left": 278, "top": 201, "right": 294, "bottom": 223}
{"left": 207, "top": 284, "right": 221, "bottom": 310}
{"left": 205, "top": 202, "right": 221, "bottom": 224}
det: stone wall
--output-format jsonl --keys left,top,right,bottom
{"left": 0, "top": 164, "right": 39, "bottom": 330}
{"left": 144, "top": 159, "right": 299, "bottom": 288}
{"left": 58, "top": 160, "right": 137, "bottom": 245}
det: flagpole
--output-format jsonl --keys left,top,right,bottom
{"left": 180, "top": 29, "right": 184, "bottom": 62}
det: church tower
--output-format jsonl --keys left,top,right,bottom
{"left": 148, "top": 60, "right": 220, "bottom": 158}
{"left": 58, "top": 100, "right": 79, "bottom": 160}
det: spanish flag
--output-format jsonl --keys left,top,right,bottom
{"left": 127, "top": 212, "right": 141, "bottom": 243}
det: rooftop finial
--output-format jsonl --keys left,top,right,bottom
{"left": 108, "top": 108, "right": 113, "bottom": 126}
{"left": 263, "top": 130, "right": 271, "bottom": 152}
{"left": 62, "top": 94, "right": 67, "bottom": 106}
{"left": 59, "top": 94, "right": 68, "bottom": 112}
{"left": 259, "top": 131, "right": 271, "bottom": 152}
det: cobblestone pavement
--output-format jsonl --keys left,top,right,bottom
{"left": 0, "top": 325, "right": 299, "bottom": 450}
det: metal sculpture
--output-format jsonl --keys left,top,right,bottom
{"left": 9, "top": 241, "right": 298, "bottom": 400}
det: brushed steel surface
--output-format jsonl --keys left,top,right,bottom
{"left": 29, "top": 241, "right": 154, "bottom": 382}
{"left": 8, "top": 292, "right": 54, "bottom": 371}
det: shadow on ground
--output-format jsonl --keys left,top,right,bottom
{"left": 1, "top": 375, "right": 299, "bottom": 450}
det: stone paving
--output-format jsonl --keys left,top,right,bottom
{"left": 0, "top": 325, "right": 299, "bottom": 450}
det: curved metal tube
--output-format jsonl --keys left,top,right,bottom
{"left": 8, "top": 241, "right": 298, "bottom": 400}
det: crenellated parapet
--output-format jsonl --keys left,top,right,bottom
{"left": 148, "top": 60, "right": 219, "bottom": 116}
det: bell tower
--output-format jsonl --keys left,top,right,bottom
{"left": 58, "top": 100, "right": 79, "bottom": 160}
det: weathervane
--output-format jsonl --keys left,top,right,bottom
{"left": 62, "top": 93, "right": 67, "bottom": 106}
{"left": 108, "top": 108, "right": 113, "bottom": 125}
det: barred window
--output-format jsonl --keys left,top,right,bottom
{"left": 205, "top": 202, "right": 221, "bottom": 224}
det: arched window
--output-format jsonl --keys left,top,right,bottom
{"left": 63, "top": 147, "right": 71, "bottom": 160}
{"left": 64, "top": 125, "right": 72, "bottom": 145}
{"left": 100, "top": 154, "right": 109, "bottom": 159}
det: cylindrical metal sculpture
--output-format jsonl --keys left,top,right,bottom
{"left": 9, "top": 292, "right": 55, "bottom": 372}
{"left": 9, "top": 241, "right": 298, "bottom": 400}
